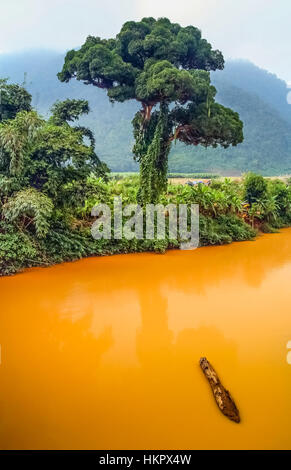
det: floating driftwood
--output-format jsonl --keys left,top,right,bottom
{"left": 199, "top": 357, "right": 240, "bottom": 423}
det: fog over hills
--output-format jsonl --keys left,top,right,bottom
{"left": 1, "top": 50, "right": 291, "bottom": 174}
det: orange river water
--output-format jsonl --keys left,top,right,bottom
{"left": 1, "top": 229, "right": 291, "bottom": 450}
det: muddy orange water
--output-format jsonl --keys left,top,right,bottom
{"left": 1, "top": 230, "right": 291, "bottom": 450}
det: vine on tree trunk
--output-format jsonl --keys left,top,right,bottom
{"left": 133, "top": 102, "right": 171, "bottom": 205}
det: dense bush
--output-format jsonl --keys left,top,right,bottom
{"left": 0, "top": 223, "right": 38, "bottom": 275}
{"left": 244, "top": 172, "right": 268, "bottom": 205}
{"left": 242, "top": 174, "right": 291, "bottom": 229}
{"left": 2, "top": 170, "right": 291, "bottom": 276}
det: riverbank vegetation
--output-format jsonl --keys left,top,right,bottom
{"left": 1, "top": 124, "right": 291, "bottom": 276}
{"left": 1, "top": 18, "right": 291, "bottom": 276}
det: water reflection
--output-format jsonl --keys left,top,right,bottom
{"left": 1, "top": 230, "right": 291, "bottom": 449}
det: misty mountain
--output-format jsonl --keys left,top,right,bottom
{"left": 212, "top": 60, "right": 291, "bottom": 125}
{"left": 1, "top": 50, "right": 291, "bottom": 174}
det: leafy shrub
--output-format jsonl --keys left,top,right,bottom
{"left": 199, "top": 214, "right": 255, "bottom": 246}
{"left": 0, "top": 223, "right": 38, "bottom": 275}
{"left": 260, "top": 223, "right": 279, "bottom": 233}
{"left": 243, "top": 172, "right": 268, "bottom": 205}
{"left": 268, "top": 179, "right": 291, "bottom": 221}
{"left": 3, "top": 188, "right": 53, "bottom": 238}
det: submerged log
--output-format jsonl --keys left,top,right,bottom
{"left": 199, "top": 357, "right": 240, "bottom": 423}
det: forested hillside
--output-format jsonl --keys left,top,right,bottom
{"left": 1, "top": 50, "right": 291, "bottom": 174}
{"left": 170, "top": 80, "right": 291, "bottom": 175}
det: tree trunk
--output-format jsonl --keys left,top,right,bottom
{"left": 199, "top": 357, "right": 240, "bottom": 423}
{"left": 137, "top": 102, "right": 170, "bottom": 204}
{"left": 142, "top": 103, "right": 154, "bottom": 122}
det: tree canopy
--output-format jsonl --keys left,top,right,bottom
{"left": 0, "top": 79, "right": 32, "bottom": 122}
{"left": 0, "top": 88, "right": 111, "bottom": 275}
{"left": 0, "top": 99, "right": 108, "bottom": 211}
{"left": 59, "top": 17, "right": 243, "bottom": 203}
{"left": 50, "top": 99, "right": 90, "bottom": 125}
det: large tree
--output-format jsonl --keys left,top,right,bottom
{"left": 58, "top": 17, "right": 243, "bottom": 203}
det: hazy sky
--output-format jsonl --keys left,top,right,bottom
{"left": 1, "top": 0, "right": 291, "bottom": 81}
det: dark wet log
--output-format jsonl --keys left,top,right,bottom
{"left": 199, "top": 357, "right": 240, "bottom": 423}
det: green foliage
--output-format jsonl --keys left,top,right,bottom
{"left": 0, "top": 79, "right": 32, "bottom": 122}
{"left": 135, "top": 61, "right": 209, "bottom": 105}
{"left": 0, "top": 174, "right": 25, "bottom": 197}
{"left": 28, "top": 123, "right": 96, "bottom": 198}
{"left": 241, "top": 173, "right": 291, "bottom": 228}
{"left": 58, "top": 18, "right": 224, "bottom": 91}
{"left": 0, "top": 82, "right": 110, "bottom": 275}
{"left": 0, "top": 110, "right": 43, "bottom": 175}
{"left": 2, "top": 169, "right": 291, "bottom": 276}
{"left": 243, "top": 172, "right": 268, "bottom": 205}
{"left": 137, "top": 103, "right": 170, "bottom": 203}
{"left": 58, "top": 17, "right": 243, "bottom": 203}
{"left": 0, "top": 105, "right": 108, "bottom": 208}
{"left": 0, "top": 222, "right": 38, "bottom": 275}
{"left": 268, "top": 179, "right": 291, "bottom": 219}
{"left": 3, "top": 188, "right": 53, "bottom": 238}
{"left": 50, "top": 99, "right": 90, "bottom": 125}
{"left": 1, "top": 74, "right": 290, "bottom": 277}
{"left": 199, "top": 214, "right": 256, "bottom": 245}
